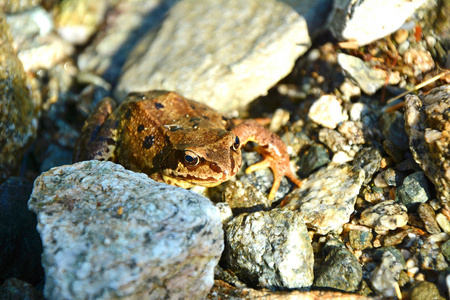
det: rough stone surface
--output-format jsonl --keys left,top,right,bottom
{"left": 352, "top": 147, "right": 382, "bottom": 185}
{"left": 359, "top": 200, "right": 408, "bottom": 233}
{"left": 314, "top": 240, "right": 362, "bottom": 292}
{"left": 0, "top": 13, "right": 37, "bottom": 183}
{"left": 404, "top": 86, "right": 450, "bottom": 204}
{"left": 308, "top": 94, "right": 346, "bottom": 129}
{"left": 224, "top": 208, "right": 313, "bottom": 289}
{"left": 28, "top": 160, "right": 224, "bottom": 300}
{"left": 0, "top": 177, "right": 44, "bottom": 284}
{"left": 281, "top": 164, "right": 365, "bottom": 234}
{"left": 116, "top": 0, "right": 311, "bottom": 112}
{"left": 337, "top": 53, "right": 388, "bottom": 95}
{"left": 395, "top": 171, "right": 431, "bottom": 210}
{"left": 78, "top": 0, "right": 177, "bottom": 84}
{"left": 330, "top": 0, "right": 427, "bottom": 46}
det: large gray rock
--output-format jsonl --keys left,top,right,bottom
{"left": 116, "top": 0, "right": 311, "bottom": 112}
{"left": 28, "top": 161, "right": 223, "bottom": 300}
{"left": 329, "top": 0, "right": 427, "bottom": 46}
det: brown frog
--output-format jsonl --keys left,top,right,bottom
{"left": 73, "top": 91, "right": 301, "bottom": 199}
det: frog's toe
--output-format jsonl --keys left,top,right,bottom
{"left": 245, "top": 158, "right": 271, "bottom": 174}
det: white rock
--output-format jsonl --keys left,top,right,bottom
{"left": 329, "top": 0, "right": 427, "bottom": 46}
{"left": 308, "top": 95, "right": 346, "bottom": 129}
{"left": 337, "top": 53, "right": 387, "bottom": 95}
{"left": 115, "top": 0, "right": 311, "bottom": 112}
{"left": 28, "top": 161, "right": 223, "bottom": 300}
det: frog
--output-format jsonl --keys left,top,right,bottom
{"left": 73, "top": 91, "right": 302, "bottom": 199}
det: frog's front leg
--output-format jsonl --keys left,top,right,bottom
{"left": 231, "top": 120, "right": 302, "bottom": 200}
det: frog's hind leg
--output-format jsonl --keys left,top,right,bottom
{"left": 73, "top": 97, "right": 118, "bottom": 163}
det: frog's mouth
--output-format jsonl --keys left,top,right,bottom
{"left": 161, "top": 171, "right": 234, "bottom": 189}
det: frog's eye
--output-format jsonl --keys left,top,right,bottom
{"left": 184, "top": 150, "right": 199, "bottom": 166}
{"left": 232, "top": 136, "right": 240, "bottom": 151}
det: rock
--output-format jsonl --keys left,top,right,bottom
{"left": 215, "top": 202, "right": 233, "bottom": 225}
{"left": 420, "top": 239, "right": 449, "bottom": 271}
{"left": 116, "top": 0, "right": 311, "bottom": 112}
{"left": 78, "top": 0, "right": 176, "bottom": 84}
{"left": 329, "top": 0, "right": 427, "bottom": 46}
{"left": 337, "top": 53, "right": 388, "bottom": 95}
{"left": 0, "top": 278, "right": 44, "bottom": 300}
{"left": 338, "top": 121, "right": 365, "bottom": 145}
{"left": 404, "top": 86, "right": 450, "bottom": 204}
{"left": 403, "top": 49, "right": 435, "bottom": 77}
{"left": 441, "top": 240, "right": 450, "bottom": 262}
{"left": 349, "top": 229, "right": 373, "bottom": 250}
{"left": 0, "top": 13, "right": 37, "bottom": 183}
{"left": 395, "top": 172, "right": 431, "bottom": 210}
{"left": 0, "top": 178, "right": 44, "bottom": 284}
{"left": 393, "top": 28, "right": 409, "bottom": 44}
{"left": 383, "top": 139, "right": 404, "bottom": 163}
{"left": 281, "top": 164, "right": 365, "bottom": 234}
{"left": 0, "top": 0, "right": 41, "bottom": 13}
{"left": 222, "top": 180, "right": 272, "bottom": 214}
{"left": 352, "top": 147, "right": 382, "bottom": 185}
{"left": 28, "top": 161, "right": 223, "bottom": 299}
{"left": 297, "top": 144, "right": 330, "bottom": 177}
{"left": 314, "top": 240, "right": 362, "bottom": 292}
{"left": 359, "top": 200, "right": 408, "bottom": 233}
{"left": 224, "top": 208, "right": 313, "bottom": 289}
{"left": 418, "top": 203, "right": 441, "bottom": 234}
{"left": 370, "top": 250, "right": 404, "bottom": 298}
{"left": 318, "top": 128, "right": 350, "bottom": 154}
{"left": 379, "top": 111, "right": 409, "bottom": 151}
{"left": 285, "top": 0, "right": 333, "bottom": 39}
{"left": 55, "top": 0, "right": 109, "bottom": 45}
{"left": 383, "top": 168, "right": 405, "bottom": 187}
{"left": 308, "top": 95, "right": 347, "bottom": 129}
{"left": 5, "top": 6, "right": 75, "bottom": 71}
{"left": 410, "top": 281, "right": 446, "bottom": 300}
{"left": 436, "top": 213, "right": 450, "bottom": 234}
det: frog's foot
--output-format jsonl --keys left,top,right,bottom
{"left": 245, "top": 146, "right": 302, "bottom": 200}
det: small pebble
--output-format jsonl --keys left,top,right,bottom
{"left": 436, "top": 213, "right": 450, "bottom": 234}
{"left": 359, "top": 200, "right": 408, "bottom": 233}
{"left": 410, "top": 281, "right": 445, "bottom": 300}
{"left": 418, "top": 203, "right": 441, "bottom": 234}
{"left": 308, "top": 95, "right": 346, "bottom": 129}
{"left": 394, "top": 28, "right": 409, "bottom": 44}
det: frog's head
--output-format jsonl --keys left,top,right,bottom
{"left": 160, "top": 130, "right": 242, "bottom": 188}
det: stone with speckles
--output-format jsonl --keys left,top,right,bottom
{"left": 28, "top": 160, "right": 223, "bottom": 300}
